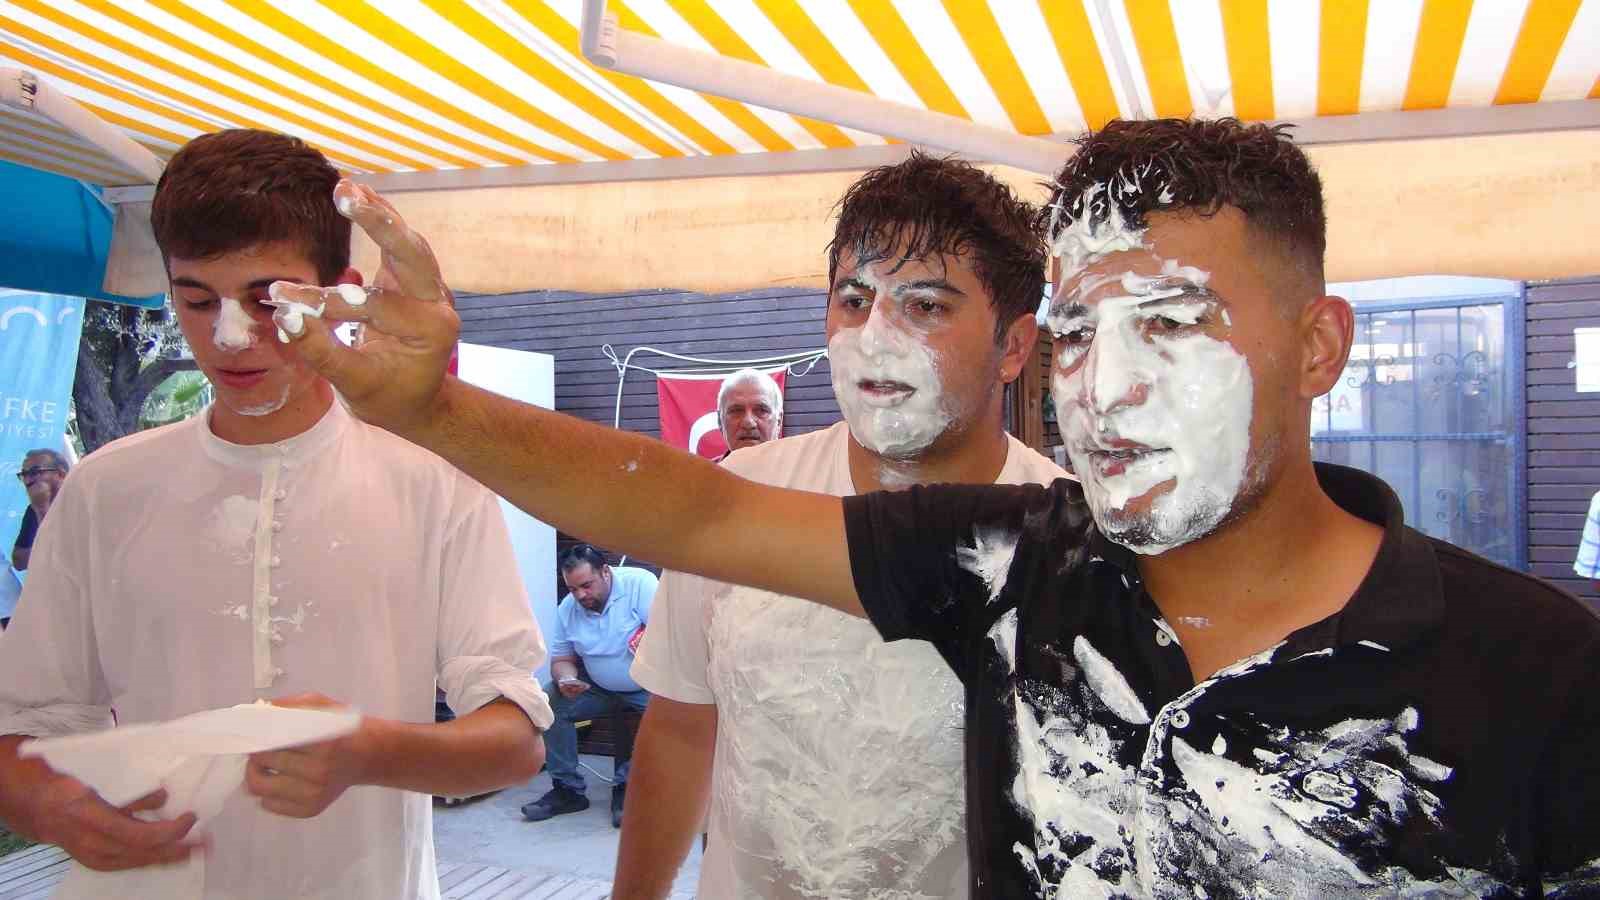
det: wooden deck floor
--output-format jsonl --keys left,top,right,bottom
{"left": 0, "top": 846, "right": 689, "bottom": 899}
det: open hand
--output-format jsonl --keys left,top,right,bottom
{"left": 557, "top": 679, "right": 591, "bottom": 700}
{"left": 245, "top": 693, "right": 368, "bottom": 819}
{"left": 265, "top": 180, "right": 458, "bottom": 437}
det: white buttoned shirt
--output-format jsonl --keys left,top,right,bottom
{"left": 0, "top": 400, "right": 552, "bottom": 899}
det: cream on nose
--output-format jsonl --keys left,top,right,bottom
{"left": 856, "top": 301, "right": 902, "bottom": 359}
{"left": 1084, "top": 318, "right": 1149, "bottom": 416}
{"left": 213, "top": 297, "right": 258, "bottom": 351}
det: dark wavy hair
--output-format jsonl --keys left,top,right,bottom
{"left": 152, "top": 129, "right": 350, "bottom": 284}
{"left": 1041, "top": 118, "right": 1326, "bottom": 285}
{"left": 559, "top": 543, "right": 608, "bottom": 574}
{"left": 828, "top": 151, "right": 1045, "bottom": 339}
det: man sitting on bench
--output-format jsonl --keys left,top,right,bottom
{"left": 523, "top": 545, "right": 655, "bottom": 828}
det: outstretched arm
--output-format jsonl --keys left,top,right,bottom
{"left": 265, "top": 181, "right": 862, "bottom": 618}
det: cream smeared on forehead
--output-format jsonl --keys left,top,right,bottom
{"left": 828, "top": 283, "right": 953, "bottom": 459}
{"left": 1046, "top": 178, "right": 1257, "bottom": 555}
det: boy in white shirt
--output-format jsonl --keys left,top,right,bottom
{"left": 0, "top": 129, "right": 551, "bottom": 900}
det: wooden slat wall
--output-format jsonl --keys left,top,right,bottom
{"left": 1524, "top": 276, "right": 1600, "bottom": 605}
{"left": 456, "top": 287, "right": 839, "bottom": 438}
{"left": 458, "top": 286, "right": 840, "bottom": 589}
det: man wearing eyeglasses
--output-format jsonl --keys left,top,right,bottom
{"left": 6, "top": 449, "right": 68, "bottom": 628}
{"left": 10, "top": 449, "right": 68, "bottom": 574}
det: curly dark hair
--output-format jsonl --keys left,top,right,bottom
{"left": 828, "top": 151, "right": 1045, "bottom": 340}
{"left": 1041, "top": 118, "right": 1325, "bottom": 284}
{"left": 151, "top": 129, "right": 350, "bottom": 284}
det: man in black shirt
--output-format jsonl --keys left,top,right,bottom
{"left": 273, "top": 120, "right": 1600, "bottom": 898}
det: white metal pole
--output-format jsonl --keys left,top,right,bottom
{"left": 578, "top": 1, "right": 1069, "bottom": 175}
{"left": 1, "top": 68, "right": 164, "bottom": 184}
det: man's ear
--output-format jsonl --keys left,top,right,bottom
{"left": 997, "top": 312, "right": 1040, "bottom": 386}
{"left": 1299, "top": 294, "right": 1355, "bottom": 400}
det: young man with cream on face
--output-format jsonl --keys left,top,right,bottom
{"left": 273, "top": 119, "right": 1600, "bottom": 899}
{"left": 0, "top": 130, "right": 551, "bottom": 900}
{"left": 616, "top": 154, "right": 1067, "bottom": 899}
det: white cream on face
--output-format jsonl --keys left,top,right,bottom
{"left": 232, "top": 383, "right": 292, "bottom": 417}
{"left": 212, "top": 296, "right": 257, "bottom": 351}
{"left": 828, "top": 290, "right": 953, "bottom": 460}
{"left": 1046, "top": 181, "right": 1256, "bottom": 555}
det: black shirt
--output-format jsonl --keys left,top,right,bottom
{"left": 12, "top": 506, "right": 37, "bottom": 564}
{"left": 843, "top": 463, "right": 1600, "bottom": 898}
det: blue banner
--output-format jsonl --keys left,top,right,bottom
{"left": 0, "top": 290, "right": 84, "bottom": 554}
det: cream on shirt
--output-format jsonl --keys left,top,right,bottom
{"left": 632, "top": 422, "right": 1069, "bottom": 899}
{"left": 0, "top": 401, "right": 553, "bottom": 900}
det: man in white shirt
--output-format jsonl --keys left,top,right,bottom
{"left": 522, "top": 545, "right": 656, "bottom": 827}
{"left": 616, "top": 153, "right": 1069, "bottom": 898}
{"left": 0, "top": 129, "right": 551, "bottom": 900}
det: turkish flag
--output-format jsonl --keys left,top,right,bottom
{"left": 657, "top": 369, "right": 785, "bottom": 459}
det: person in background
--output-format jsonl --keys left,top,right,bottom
{"left": 10, "top": 448, "right": 69, "bottom": 574}
{"left": 1575, "top": 489, "right": 1600, "bottom": 594}
{"left": 715, "top": 368, "right": 782, "bottom": 457}
{"left": 522, "top": 544, "right": 656, "bottom": 828}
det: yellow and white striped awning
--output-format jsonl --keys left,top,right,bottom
{"left": 2, "top": 0, "right": 1596, "bottom": 187}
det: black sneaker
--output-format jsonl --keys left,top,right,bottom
{"left": 521, "top": 786, "right": 590, "bottom": 822}
{"left": 611, "top": 785, "right": 626, "bottom": 828}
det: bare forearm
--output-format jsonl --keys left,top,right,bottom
{"left": 405, "top": 378, "right": 862, "bottom": 615}
{"left": 613, "top": 701, "right": 717, "bottom": 899}
{"left": 551, "top": 658, "right": 580, "bottom": 682}
{"left": 356, "top": 700, "right": 542, "bottom": 797}
{"left": 0, "top": 736, "right": 47, "bottom": 839}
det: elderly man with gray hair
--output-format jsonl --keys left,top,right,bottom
{"left": 715, "top": 367, "right": 782, "bottom": 456}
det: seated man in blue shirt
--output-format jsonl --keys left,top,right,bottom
{"left": 523, "top": 544, "right": 656, "bottom": 827}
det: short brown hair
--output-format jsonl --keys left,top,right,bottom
{"left": 1042, "top": 118, "right": 1325, "bottom": 285}
{"left": 151, "top": 129, "right": 349, "bottom": 284}
{"left": 828, "top": 151, "right": 1045, "bottom": 340}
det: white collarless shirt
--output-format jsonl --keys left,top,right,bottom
{"left": 633, "top": 423, "right": 1069, "bottom": 899}
{"left": 0, "top": 401, "right": 552, "bottom": 899}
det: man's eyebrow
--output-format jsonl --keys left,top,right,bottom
{"left": 246, "top": 276, "right": 302, "bottom": 291}
{"left": 893, "top": 278, "right": 965, "bottom": 298}
{"left": 1135, "top": 284, "right": 1223, "bottom": 307}
{"left": 1048, "top": 302, "right": 1090, "bottom": 321}
{"left": 834, "top": 276, "right": 875, "bottom": 294}
{"left": 169, "top": 276, "right": 213, "bottom": 291}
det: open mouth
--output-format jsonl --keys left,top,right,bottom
{"left": 1085, "top": 445, "right": 1170, "bottom": 476}
{"left": 856, "top": 378, "right": 915, "bottom": 403}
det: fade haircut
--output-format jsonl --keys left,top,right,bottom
{"left": 1042, "top": 118, "right": 1326, "bottom": 288}
{"left": 828, "top": 150, "right": 1045, "bottom": 340}
{"left": 151, "top": 129, "right": 350, "bottom": 285}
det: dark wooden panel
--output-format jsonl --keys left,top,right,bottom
{"left": 1524, "top": 276, "right": 1600, "bottom": 592}
{"left": 1529, "top": 400, "right": 1600, "bottom": 419}
{"left": 460, "top": 286, "right": 841, "bottom": 442}
{"left": 1528, "top": 383, "right": 1585, "bottom": 401}
{"left": 1532, "top": 513, "right": 1587, "bottom": 530}
{"left": 1525, "top": 299, "right": 1600, "bottom": 319}
{"left": 1527, "top": 334, "right": 1577, "bottom": 353}
{"left": 1530, "top": 433, "right": 1600, "bottom": 450}
{"left": 1530, "top": 451, "right": 1600, "bottom": 468}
